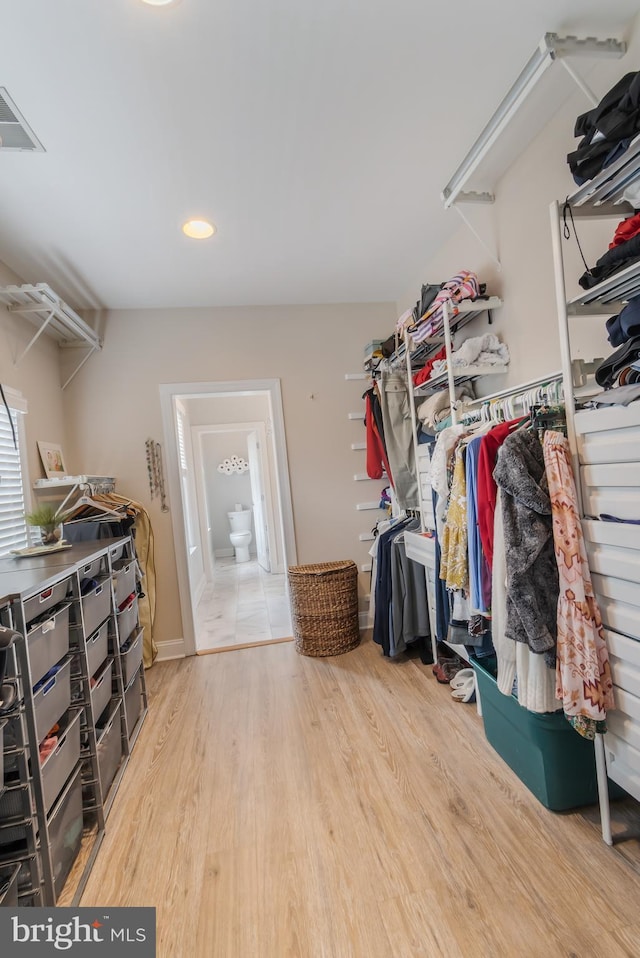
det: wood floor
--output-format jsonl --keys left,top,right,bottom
{"left": 80, "top": 636, "right": 640, "bottom": 957}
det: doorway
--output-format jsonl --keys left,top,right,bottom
{"left": 159, "top": 379, "right": 296, "bottom": 656}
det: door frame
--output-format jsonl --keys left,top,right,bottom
{"left": 159, "top": 379, "right": 297, "bottom": 658}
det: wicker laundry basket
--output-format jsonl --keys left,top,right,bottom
{"left": 288, "top": 560, "right": 360, "bottom": 657}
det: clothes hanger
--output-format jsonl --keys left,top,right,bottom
{"left": 64, "top": 493, "right": 127, "bottom": 522}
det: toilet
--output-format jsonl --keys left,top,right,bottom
{"left": 227, "top": 505, "right": 252, "bottom": 563}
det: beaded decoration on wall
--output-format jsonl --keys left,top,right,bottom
{"left": 145, "top": 438, "right": 169, "bottom": 512}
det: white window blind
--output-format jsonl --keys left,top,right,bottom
{"left": 0, "top": 399, "right": 28, "bottom": 555}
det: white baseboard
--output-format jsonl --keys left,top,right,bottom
{"left": 214, "top": 548, "right": 235, "bottom": 558}
{"left": 155, "top": 638, "right": 186, "bottom": 661}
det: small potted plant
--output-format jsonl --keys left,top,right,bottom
{"left": 24, "top": 504, "right": 69, "bottom": 546}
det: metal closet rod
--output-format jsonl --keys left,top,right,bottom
{"left": 467, "top": 370, "right": 563, "bottom": 407}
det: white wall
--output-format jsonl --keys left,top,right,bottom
{"left": 62, "top": 302, "right": 396, "bottom": 652}
{"left": 0, "top": 261, "right": 69, "bottom": 498}
{"left": 201, "top": 431, "right": 254, "bottom": 556}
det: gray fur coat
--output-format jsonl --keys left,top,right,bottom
{"left": 493, "top": 429, "right": 558, "bottom": 663}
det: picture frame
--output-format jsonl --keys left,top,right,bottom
{"left": 37, "top": 441, "right": 68, "bottom": 479}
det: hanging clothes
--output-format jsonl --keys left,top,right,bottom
{"left": 378, "top": 367, "right": 419, "bottom": 509}
{"left": 439, "top": 440, "right": 469, "bottom": 591}
{"left": 493, "top": 429, "right": 559, "bottom": 663}
{"left": 477, "top": 418, "right": 523, "bottom": 569}
{"left": 542, "top": 431, "right": 615, "bottom": 739}
{"left": 465, "top": 434, "right": 490, "bottom": 614}
{"left": 390, "top": 527, "right": 431, "bottom": 658}
{"left": 364, "top": 386, "right": 392, "bottom": 482}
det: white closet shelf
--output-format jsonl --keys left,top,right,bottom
{"left": 566, "top": 259, "right": 640, "bottom": 314}
{"left": 33, "top": 476, "right": 115, "bottom": 489}
{"left": 413, "top": 364, "right": 509, "bottom": 397}
{"left": 390, "top": 298, "right": 503, "bottom": 370}
{"left": 0, "top": 283, "right": 102, "bottom": 388}
{"left": 568, "top": 139, "right": 640, "bottom": 210}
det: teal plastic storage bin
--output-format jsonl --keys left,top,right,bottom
{"left": 471, "top": 656, "right": 601, "bottom": 811}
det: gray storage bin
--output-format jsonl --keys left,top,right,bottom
{"left": 0, "top": 784, "right": 33, "bottom": 849}
{"left": 0, "top": 718, "right": 5, "bottom": 787}
{"left": 80, "top": 577, "right": 111, "bottom": 638}
{"left": 33, "top": 658, "right": 71, "bottom": 745}
{"left": 121, "top": 630, "right": 143, "bottom": 686}
{"left": 78, "top": 554, "right": 105, "bottom": 581}
{"left": 124, "top": 668, "right": 142, "bottom": 739}
{"left": 0, "top": 863, "right": 20, "bottom": 907}
{"left": 108, "top": 542, "right": 127, "bottom": 565}
{"left": 113, "top": 559, "right": 136, "bottom": 609}
{"left": 0, "top": 782, "right": 31, "bottom": 825}
{"left": 48, "top": 765, "right": 83, "bottom": 897}
{"left": 23, "top": 579, "right": 71, "bottom": 627}
{"left": 90, "top": 660, "right": 113, "bottom": 725}
{"left": 97, "top": 703, "right": 123, "bottom": 801}
{"left": 85, "top": 620, "right": 109, "bottom": 679}
{"left": 26, "top": 603, "right": 71, "bottom": 687}
{"left": 41, "top": 710, "right": 82, "bottom": 816}
{"left": 116, "top": 595, "right": 138, "bottom": 645}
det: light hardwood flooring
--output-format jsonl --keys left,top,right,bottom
{"left": 80, "top": 637, "right": 640, "bottom": 957}
{"left": 194, "top": 557, "right": 292, "bottom": 652}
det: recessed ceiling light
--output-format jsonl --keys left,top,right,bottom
{"left": 182, "top": 219, "right": 216, "bottom": 240}
{"left": 141, "top": 0, "right": 179, "bottom": 6}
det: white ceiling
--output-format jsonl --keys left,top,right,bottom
{"left": 0, "top": 0, "right": 638, "bottom": 310}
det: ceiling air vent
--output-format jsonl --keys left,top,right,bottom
{"left": 0, "top": 87, "right": 45, "bottom": 152}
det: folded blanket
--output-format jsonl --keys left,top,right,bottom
{"left": 416, "top": 383, "right": 475, "bottom": 429}
{"left": 430, "top": 334, "right": 509, "bottom": 376}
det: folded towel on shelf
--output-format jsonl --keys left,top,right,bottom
{"left": 430, "top": 334, "right": 510, "bottom": 376}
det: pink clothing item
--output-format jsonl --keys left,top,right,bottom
{"left": 543, "top": 431, "right": 615, "bottom": 740}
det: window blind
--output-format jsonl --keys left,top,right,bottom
{"left": 0, "top": 402, "right": 28, "bottom": 555}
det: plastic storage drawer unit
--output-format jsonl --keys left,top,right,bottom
{"left": 124, "top": 668, "right": 143, "bottom": 738}
{"left": 0, "top": 718, "right": 5, "bottom": 788}
{"left": 40, "top": 709, "right": 82, "bottom": 816}
{"left": 33, "top": 658, "right": 72, "bottom": 745}
{"left": 121, "top": 631, "right": 143, "bottom": 686}
{"left": 90, "top": 660, "right": 113, "bottom": 725}
{"left": 85, "top": 620, "right": 109, "bottom": 679}
{"left": 108, "top": 542, "right": 126, "bottom": 566}
{"left": 26, "top": 603, "right": 71, "bottom": 686}
{"left": 78, "top": 555, "right": 105, "bottom": 582}
{"left": 471, "top": 657, "right": 601, "bottom": 810}
{"left": 23, "top": 579, "right": 70, "bottom": 627}
{"left": 0, "top": 863, "right": 20, "bottom": 907}
{"left": 48, "top": 765, "right": 83, "bottom": 897}
{"left": 116, "top": 595, "right": 138, "bottom": 646}
{"left": 97, "top": 704, "right": 123, "bottom": 801}
{"left": 80, "top": 578, "right": 111, "bottom": 638}
{"left": 113, "top": 560, "right": 136, "bottom": 609}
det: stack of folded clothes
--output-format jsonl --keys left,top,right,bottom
{"left": 593, "top": 295, "right": 640, "bottom": 406}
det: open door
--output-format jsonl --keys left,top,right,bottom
{"left": 247, "top": 430, "right": 270, "bottom": 572}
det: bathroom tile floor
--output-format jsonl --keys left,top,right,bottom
{"left": 194, "top": 557, "right": 293, "bottom": 653}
